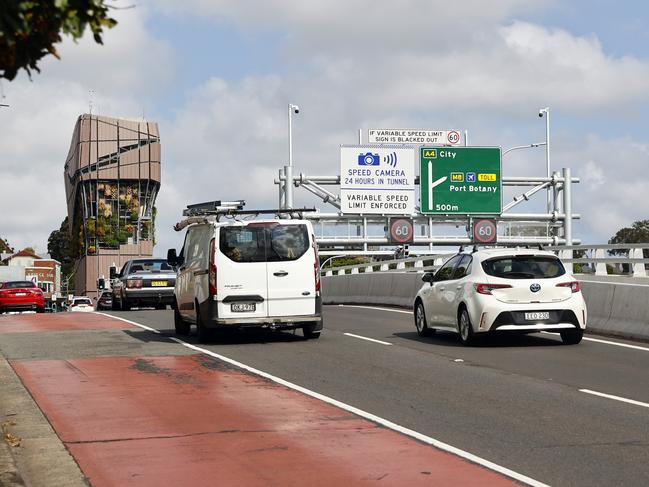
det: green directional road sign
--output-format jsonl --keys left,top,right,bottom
{"left": 420, "top": 147, "right": 502, "bottom": 214}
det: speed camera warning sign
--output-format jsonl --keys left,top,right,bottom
{"left": 472, "top": 218, "right": 498, "bottom": 244}
{"left": 389, "top": 218, "right": 414, "bottom": 244}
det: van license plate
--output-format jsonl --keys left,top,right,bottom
{"left": 525, "top": 312, "right": 549, "bottom": 321}
{"left": 232, "top": 303, "right": 256, "bottom": 312}
{"left": 151, "top": 281, "right": 167, "bottom": 287}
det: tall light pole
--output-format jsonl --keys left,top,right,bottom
{"left": 502, "top": 142, "right": 546, "bottom": 157}
{"left": 539, "top": 107, "right": 550, "bottom": 212}
{"left": 285, "top": 103, "right": 300, "bottom": 209}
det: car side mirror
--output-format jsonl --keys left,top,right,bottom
{"left": 109, "top": 266, "right": 117, "bottom": 280}
{"left": 167, "top": 248, "right": 178, "bottom": 266}
{"left": 422, "top": 272, "right": 434, "bottom": 283}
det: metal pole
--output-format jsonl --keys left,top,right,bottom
{"left": 284, "top": 165, "right": 293, "bottom": 209}
{"left": 278, "top": 168, "right": 286, "bottom": 209}
{"left": 288, "top": 104, "right": 293, "bottom": 168}
{"left": 542, "top": 107, "right": 551, "bottom": 212}
{"left": 358, "top": 129, "right": 362, "bottom": 144}
{"left": 464, "top": 130, "right": 468, "bottom": 147}
{"left": 563, "top": 167, "right": 572, "bottom": 257}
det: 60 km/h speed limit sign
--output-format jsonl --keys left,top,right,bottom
{"left": 472, "top": 218, "right": 498, "bottom": 244}
{"left": 389, "top": 218, "right": 414, "bottom": 244}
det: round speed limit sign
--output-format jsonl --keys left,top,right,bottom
{"left": 389, "top": 218, "right": 414, "bottom": 244}
{"left": 472, "top": 218, "right": 498, "bottom": 244}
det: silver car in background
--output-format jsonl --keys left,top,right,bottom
{"left": 110, "top": 259, "right": 176, "bottom": 311}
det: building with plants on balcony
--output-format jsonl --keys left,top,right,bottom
{"left": 64, "top": 114, "right": 161, "bottom": 299}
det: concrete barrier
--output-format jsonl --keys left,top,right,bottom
{"left": 322, "top": 273, "right": 649, "bottom": 341}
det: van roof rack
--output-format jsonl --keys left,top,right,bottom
{"left": 175, "top": 200, "right": 317, "bottom": 231}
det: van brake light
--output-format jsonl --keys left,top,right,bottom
{"left": 209, "top": 238, "right": 217, "bottom": 295}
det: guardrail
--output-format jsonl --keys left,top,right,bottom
{"left": 322, "top": 243, "right": 649, "bottom": 278}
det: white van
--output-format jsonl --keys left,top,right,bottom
{"left": 168, "top": 217, "right": 323, "bottom": 342}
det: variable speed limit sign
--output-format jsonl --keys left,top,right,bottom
{"left": 472, "top": 218, "right": 498, "bottom": 244}
{"left": 389, "top": 218, "right": 414, "bottom": 244}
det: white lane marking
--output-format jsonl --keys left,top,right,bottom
{"left": 540, "top": 331, "right": 649, "bottom": 352}
{"left": 98, "top": 312, "right": 547, "bottom": 487}
{"left": 98, "top": 312, "right": 161, "bottom": 334}
{"left": 339, "top": 307, "right": 649, "bottom": 353}
{"left": 580, "top": 389, "right": 649, "bottom": 409}
{"left": 337, "top": 304, "right": 412, "bottom": 315}
{"left": 344, "top": 332, "right": 392, "bottom": 346}
{"left": 579, "top": 279, "right": 649, "bottom": 288}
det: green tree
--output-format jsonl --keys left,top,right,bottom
{"left": 608, "top": 220, "right": 649, "bottom": 256}
{"left": 0, "top": 237, "right": 13, "bottom": 253}
{"left": 48, "top": 216, "right": 75, "bottom": 278}
{"left": 0, "top": 0, "right": 117, "bottom": 81}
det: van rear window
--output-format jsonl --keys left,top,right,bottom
{"left": 220, "top": 224, "right": 309, "bottom": 263}
{"left": 481, "top": 256, "right": 566, "bottom": 279}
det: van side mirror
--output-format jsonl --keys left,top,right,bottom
{"left": 109, "top": 266, "right": 117, "bottom": 280}
{"left": 167, "top": 248, "right": 178, "bottom": 266}
{"left": 422, "top": 272, "right": 434, "bottom": 283}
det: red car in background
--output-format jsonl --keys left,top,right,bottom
{"left": 0, "top": 281, "right": 45, "bottom": 314}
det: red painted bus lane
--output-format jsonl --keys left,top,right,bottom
{"left": 12, "top": 354, "right": 520, "bottom": 486}
{"left": 0, "top": 312, "right": 134, "bottom": 333}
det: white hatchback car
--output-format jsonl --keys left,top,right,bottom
{"left": 69, "top": 297, "right": 94, "bottom": 313}
{"left": 414, "top": 248, "right": 587, "bottom": 345}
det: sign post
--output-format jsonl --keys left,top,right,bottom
{"left": 340, "top": 145, "right": 416, "bottom": 214}
{"left": 420, "top": 147, "right": 502, "bottom": 215}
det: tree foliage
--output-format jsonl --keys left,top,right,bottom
{"left": 608, "top": 220, "right": 649, "bottom": 257}
{"left": 48, "top": 216, "right": 75, "bottom": 278}
{"left": 0, "top": 0, "right": 117, "bottom": 81}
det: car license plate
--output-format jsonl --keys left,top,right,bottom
{"left": 151, "top": 281, "right": 168, "bottom": 287}
{"left": 525, "top": 312, "right": 550, "bottom": 321}
{"left": 231, "top": 303, "right": 256, "bottom": 312}
{"left": 15, "top": 293, "right": 27, "bottom": 296}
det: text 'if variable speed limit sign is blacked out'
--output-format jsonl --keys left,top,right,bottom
{"left": 420, "top": 147, "right": 502, "bottom": 215}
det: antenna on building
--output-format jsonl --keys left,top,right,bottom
{"left": 89, "top": 89, "right": 95, "bottom": 114}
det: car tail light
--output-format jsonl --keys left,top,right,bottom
{"left": 209, "top": 238, "right": 217, "bottom": 295}
{"left": 557, "top": 281, "right": 581, "bottom": 293}
{"left": 0, "top": 290, "right": 7, "bottom": 297}
{"left": 126, "top": 279, "right": 143, "bottom": 288}
{"left": 475, "top": 283, "right": 512, "bottom": 295}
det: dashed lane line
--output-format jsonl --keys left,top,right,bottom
{"left": 343, "top": 332, "right": 392, "bottom": 345}
{"left": 580, "top": 389, "right": 649, "bottom": 409}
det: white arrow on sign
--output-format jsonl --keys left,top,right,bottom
{"left": 427, "top": 160, "right": 447, "bottom": 211}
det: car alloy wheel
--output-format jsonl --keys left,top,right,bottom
{"left": 458, "top": 308, "right": 475, "bottom": 345}
{"left": 415, "top": 302, "right": 431, "bottom": 337}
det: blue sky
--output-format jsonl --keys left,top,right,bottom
{"left": 1, "top": 0, "right": 648, "bottom": 255}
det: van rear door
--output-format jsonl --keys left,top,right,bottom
{"left": 266, "top": 222, "right": 316, "bottom": 317}
{"left": 216, "top": 225, "right": 269, "bottom": 320}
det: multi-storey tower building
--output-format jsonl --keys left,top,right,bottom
{"left": 64, "top": 114, "right": 161, "bottom": 299}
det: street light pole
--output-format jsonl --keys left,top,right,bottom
{"left": 285, "top": 103, "right": 300, "bottom": 209}
{"left": 539, "top": 107, "right": 550, "bottom": 212}
{"left": 502, "top": 142, "right": 546, "bottom": 157}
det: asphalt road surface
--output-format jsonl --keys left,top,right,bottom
{"left": 106, "top": 305, "right": 649, "bottom": 487}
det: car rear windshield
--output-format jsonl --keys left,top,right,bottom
{"left": 220, "top": 224, "right": 310, "bottom": 263}
{"left": 130, "top": 260, "right": 173, "bottom": 272}
{"left": 481, "top": 256, "right": 566, "bottom": 279}
{"left": 2, "top": 281, "right": 36, "bottom": 289}
{"left": 74, "top": 299, "right": 92, "bottom": 305}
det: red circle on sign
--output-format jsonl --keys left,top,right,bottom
{"left": 390, "top": 218, "right": 414, "bottom": 244}
{"left": 447, "top": 131, "right": 460, "bottom": 144}
{"left": 473, "top": 219, "right": 497, "bottom": 244}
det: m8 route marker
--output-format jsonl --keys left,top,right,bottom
{"left": 420, "top": 147, "right": 502, "bottom": 215}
